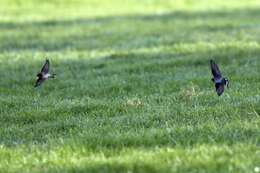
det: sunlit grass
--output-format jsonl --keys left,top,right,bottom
{"left": 1, "top": 0, "right": 260, "bottom": 21}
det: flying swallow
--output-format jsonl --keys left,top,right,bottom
{"left": 210, "top": 59, "right": 229, "bottom": 96}
{"left": 35, "top": 59, "right": 56, "bottom": 87}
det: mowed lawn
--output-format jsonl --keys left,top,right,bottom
{"left": 0, "top": 0, "right": 260, "bottom": 172}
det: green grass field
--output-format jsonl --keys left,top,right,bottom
{"left": 0, "top": 0, "right": 260, "bottom": 172}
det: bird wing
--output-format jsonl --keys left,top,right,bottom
{"left": 210, "top": 60, "right": 222, "bottom": 80}
{"left": 34, "top": 78, "right": 46, "bottom": 87}
{"left": 215, "top": 83, "right": 225, "bottom": 96}
{"left": 41, "top": 59, "right": 49, "bottom": 74}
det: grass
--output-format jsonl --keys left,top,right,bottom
{"left": 0, "top": 0, "right": 260, "bottom": 172}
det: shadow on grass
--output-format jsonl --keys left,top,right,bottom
{"left": 0, "top": 8, "right": 260, "bottom": 51}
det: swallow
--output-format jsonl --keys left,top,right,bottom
{"left": 210, "top": 59, "right": 229, "bottom": 96}
{"left": 35, "top": 59, "right": 56, "bottom": 87}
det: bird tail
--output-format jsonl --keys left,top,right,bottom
{"left": 226, "top": 79, "right": 229, "bottom": 88}
{"left": 50, "top": 74, "right": 56, "bottom": 78}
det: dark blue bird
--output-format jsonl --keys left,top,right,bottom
{"left": 210, "top": 60, "right": 229, "bottom": 96}
{"left": 35, "top": 59, "right": 56, "bottom": 87}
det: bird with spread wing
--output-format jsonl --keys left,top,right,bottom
{"left": 210, "top": 59, "right": 229, "bottom": 96}
{"left": 35, "top": 59, "right": 56, "bottom": 87}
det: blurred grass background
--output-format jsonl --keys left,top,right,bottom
{"left": 1, "top": 0, "right": 260, "bottom": 21}
{"left": 0, "top": 0, "right": 259, "bottom": 173}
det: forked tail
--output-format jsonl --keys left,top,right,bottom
{"left": 226, "top": 79, "right": 229, "bottom": 88}
{"left": 50, "top": 74, "right": 56, "bottom": 78}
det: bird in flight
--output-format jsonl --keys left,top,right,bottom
{"left": 210, "top": 59, "right": 229, "bottom": 96}
{"left": 35, "top": 59, "right": 56, "bottom": 87}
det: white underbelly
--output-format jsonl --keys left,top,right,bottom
{"left": 43, "top": 73, "right": 51, "bottom": 78}
{"left": 215, "top": 78, "right": 222, "bottom": 83}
